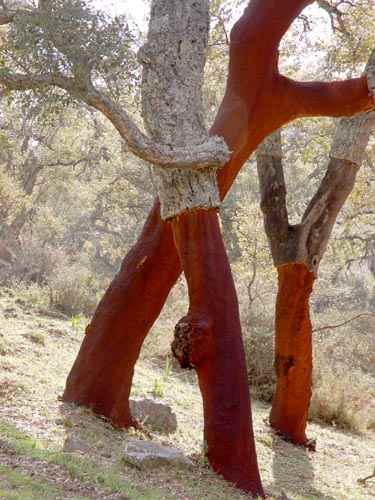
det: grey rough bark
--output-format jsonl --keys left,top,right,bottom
{"left": 140, "top": 0, "right": 228, "bottom": 219}
{"left": 257, "top": 105, "right": 375, "bottom": 274}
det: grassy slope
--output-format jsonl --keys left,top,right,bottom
{"left": 0, "top": 287, "right": 374, "bottom": 499}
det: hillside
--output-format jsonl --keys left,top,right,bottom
{"left": 0, "top": 287, "right": 374, "bottom": 500}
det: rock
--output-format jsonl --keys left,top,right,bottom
{"left": 129, "top": 398, "right": 177, "bottom": 434}
{"left": 123, "top": 439, "right": 193, "bottom": 469}
{"left": 63, "top": 436, "right": 91, "bottom": 454}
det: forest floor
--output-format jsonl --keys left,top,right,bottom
{"left": 0, "top": 286, "right": 374, "bottom": 500}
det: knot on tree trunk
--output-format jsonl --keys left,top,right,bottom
{"left": 172, "top": 315, "right": 213, "bottom": 369}
{"left": 275, "top": 355, "right": 295, "bottom": 377}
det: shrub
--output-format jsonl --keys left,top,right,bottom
{"left": 310, "top": 313, "right": 375, "bottom": 433}
{"left": 48, "top": 263, "right": 98, "bottom": 316}
{"left": 242, "top": 309, "right": 275, "bottom": 402}
{"left": 48, "top": 263, "right": 100, "bottom": 317}
{"left": 309, "top": 362, "right": 375, "bottom": 433}
{"left": 13, "top": 281, "right": 50, "bottom": 309}
{"left": 244, "top": 331, "right": 275, "bottom": 402}
{"left": 1, "top": 241, "right": 70, "bottom": 286}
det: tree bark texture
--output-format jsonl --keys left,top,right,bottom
{"left": 269, "top": 263, "right": 315, "bottom": 446}
{"left": 64, "top": 0, "right": 374, "bottom": 451}
{"left": 141, "top": 2, "right": 263, "bottom": 493}
{"left": 63, "top": 199, "right": 181, "bottom": 427}
{"left": 171, "top": 209, "right": 263, "bottom": 495}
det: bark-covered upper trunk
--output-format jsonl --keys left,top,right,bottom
{"left": 257, "top": 115, "right": 375, "bottom": 274}
{"left": 140, "top": 0, "right": 229, "bottom": 219}
{"left": 138, "top": 1, "right": 264, "bottom": 494}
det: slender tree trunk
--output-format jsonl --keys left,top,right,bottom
{"left": 269, "top": 263, "right": 315, "bottom": 446}
{"left": 171, "top": 208, "right": 263, "bottom": 495}
{"left": 63, "top": 199, "right": 181, "bottom": 426}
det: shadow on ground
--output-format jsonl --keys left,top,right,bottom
{"left": 270, "top": 435, "right": 335, "bottom": 500}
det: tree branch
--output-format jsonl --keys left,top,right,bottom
{"left": 313, "top": 313, "right": 375, "bottom": 333}
{"left": 0, "top": 71, "right": 230, "bottom": 171}
{"left": 279, "top": 75, "right": 373, "bottom": 120}
{"left": 301, "top": 109, "right": 375, "bottom": 271}
{"left": 317, "top": 0, "right": 351, "bottom": 36}
{"left": 303, "top": 110, "right": 375, "bottom": 226}
{"left": 82, "top": 84, "right": 229, "bottom": 171}
{"left": 231, "top": 0, "right": 314, "bottom": 49}
{"left": 256, "top": 130, "right": 290, "bottom": 263}
{"left": 0, "top": 71, "right": 77, "bottom": 93}
{"left": 280, "top": 48, "right": 375, "bottom": 120}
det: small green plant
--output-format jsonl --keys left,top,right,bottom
{"left": 163, "top": 354, "right": 172, "bottom": 379}
{"left": 0, "top": 464, "right": 65, "bottom": 499}
{"left": 70, "top": 314, "right": 83, "bottom": 334}
{"left": 151, "top": 356, "right": 173, "bottom": 398}
{"left": 0, "top": 420, "right": 162, "bottom": 499}
{"left": 152, "top": 378, "right": 164, "bottom": 398}
{"left": 25, "top": 332, "right": 45, "bottom": 346}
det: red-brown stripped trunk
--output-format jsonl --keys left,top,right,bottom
{"left": 63, "top": 199, "right": 180, "bottom": 426}
{"left": 269, "top": 263, "right": 315, "bottom": 446}
{"left": 171, "top": 208, "right": 263, "bottom": 495}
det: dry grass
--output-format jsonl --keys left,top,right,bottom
{"left": 310, "top": 311, "right": 375, "bottom": 433}
{"left": 0, "top": 289, "right": 375, "bottom": 499}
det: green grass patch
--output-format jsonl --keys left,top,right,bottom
{"left": 0, "top": 420, "right": 163, "bottom": 500}
{"left": 0, "top": 464, "right": 76, "bottom": 500}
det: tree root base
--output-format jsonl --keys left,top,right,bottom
{"left": 271, "top": 424, "right": 316, "bottom": 451}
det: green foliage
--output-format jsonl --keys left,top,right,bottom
{"left": 151, "top": 378, "right": 164, "bottom": 398}
{"left": 150, "top": 356, "right": 173, "bottom": 399}
{"left": 70, "top": 314, "right": 83, "bottom": 333}
{"left": 7, "top": 0, "right": 134, "bottom": 74}
{"left": 0, "top": 0, "right": 138, "bottom": 111}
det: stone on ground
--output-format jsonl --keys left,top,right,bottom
{"left": 123, "top": 439, "right": 193, "bottom": 469}
{"left": 129, "top": 398, "right": 177, "bottom": 434}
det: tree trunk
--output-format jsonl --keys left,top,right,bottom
{"left": 171, "top": 208, "right": 263, "bottom": 496}
{"left": 269, "top": 263, "right": 315, "bottom": 446}
{"left": 258, "top": 92, "right": 375, "bottom": 446}
{"left": 63, "top": 199, "right": 181, "bottom": 426}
